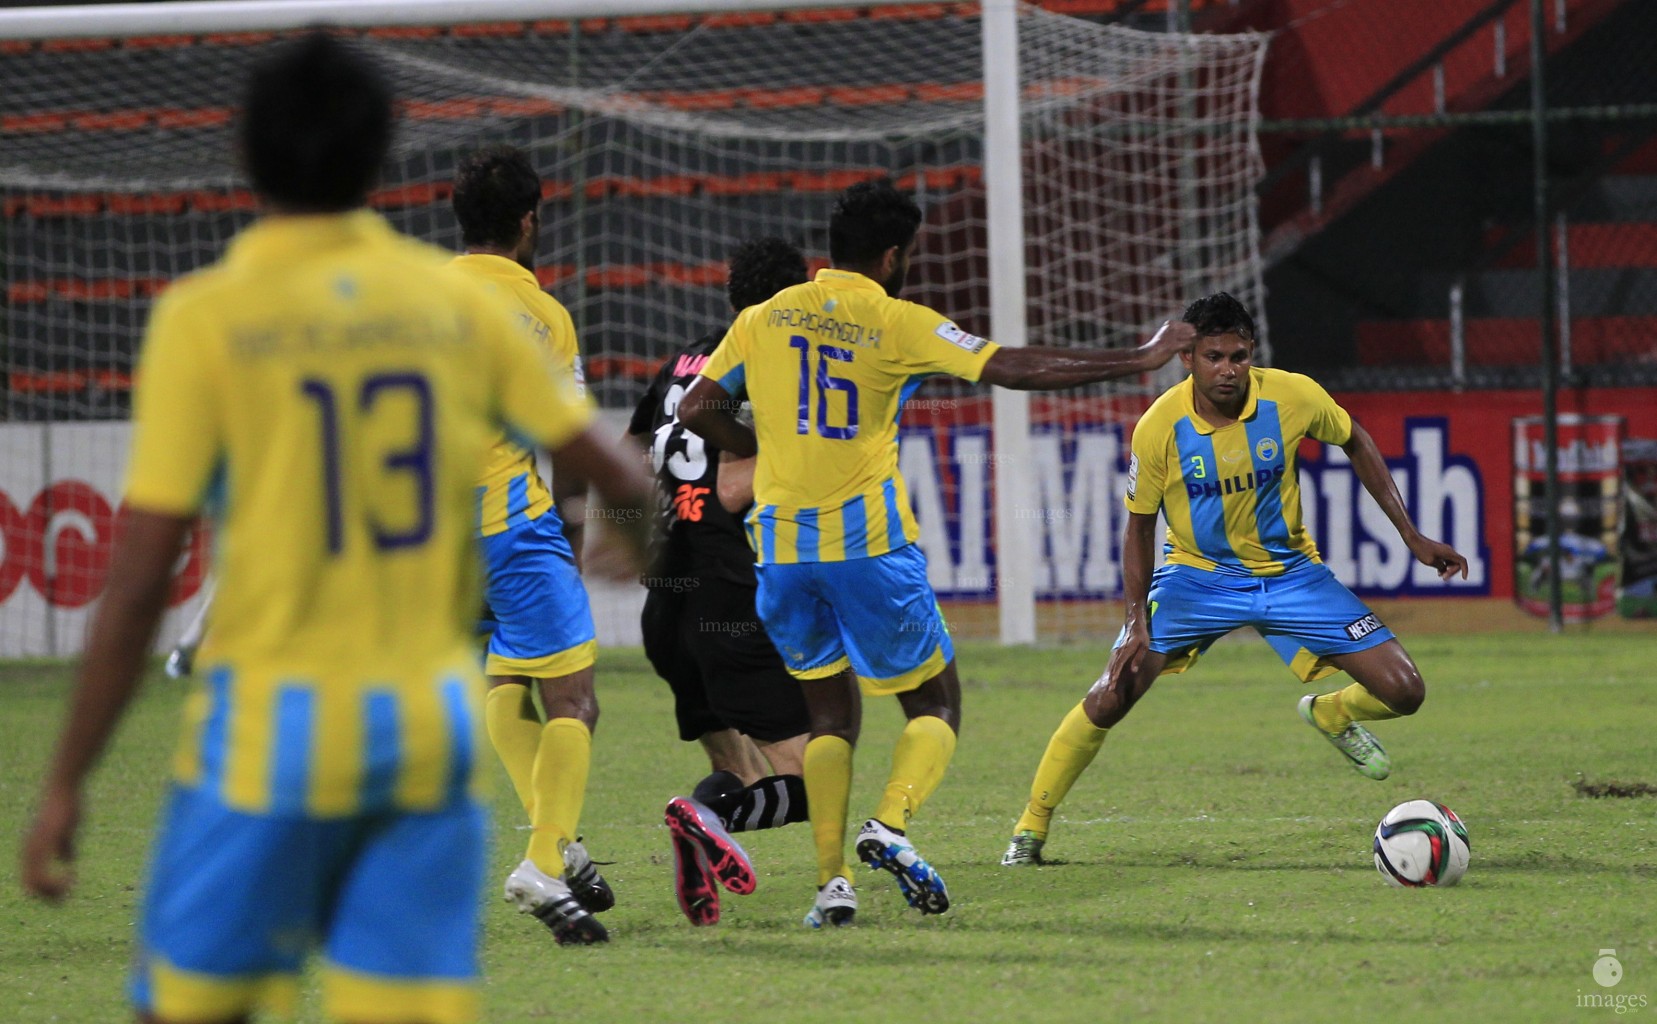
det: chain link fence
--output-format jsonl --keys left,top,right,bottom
{"left": 1225, "top": 0, "right": 1657, "bottom": 390}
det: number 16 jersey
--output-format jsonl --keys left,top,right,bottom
{"left": 700, "top": 268, "right": 999, "bottom": 565}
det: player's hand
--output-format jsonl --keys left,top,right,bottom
{"left": 580, "top": 512, "right": 649, "bottom": 582}
{"left": 1408, "top": 534, "right": 1469, "bottom": 581}
{"left": 1142, "top": 320, "right": 1198, "bottom": 364}
{"left": 21, "top": 783, "right": 81, "bottom": 903}
{"left": 1107, "top": 619, "right": 1152, "bottom": 682}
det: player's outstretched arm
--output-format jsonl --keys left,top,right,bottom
{"left": 978, "top": 320, "right": 1197, "bottom": 391}
{"left": 1342, "top": 421, "right": 1469, "bottom": 581}
{"left": 22, "top": 509, "right": 193, "bottom": 903}
{"left": 551, "top": 429, "right": 657, "bottom": 575}
{"left": 678, "top": 378, "right": 756, "bottom": 459}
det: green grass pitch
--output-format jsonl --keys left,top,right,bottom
{"left": 3, "top": 633, "right": 1654, "bottom": 1022}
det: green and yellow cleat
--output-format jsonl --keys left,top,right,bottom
{"left": 1000, "top": 830, "right": 1046, "bottom": 867}
{"left": 1298, "top": 694, "right": 1392, "bottom": 780}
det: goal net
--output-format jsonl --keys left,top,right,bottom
{"left": 0, "top": 1, "right": 1267, "bottom": 656}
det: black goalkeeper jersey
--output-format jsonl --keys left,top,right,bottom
{"left": 628, "top": 331, "right": 758, "bottom": 587}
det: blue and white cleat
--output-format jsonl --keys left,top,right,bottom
{"left": 855, "top": 818, "right": 950, "bottom": 915}
{"left": 803, "top": 875, "right": 857, "bottom": 928}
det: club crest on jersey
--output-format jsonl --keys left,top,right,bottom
{"left": 1343, "top": 613, "right": 1384, "bottom": 641}
{"left": 934, "top": 321, "right": 989, "bottom": 354}
{"left": 1256, "top": 438, "right": 1279, "bottom": 463}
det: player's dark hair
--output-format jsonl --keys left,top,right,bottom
{"left": 727, "top": 236, "right": 809, "bottom": 311}
{"left": 452, "top": 144, "right": 541, "bottom": 250}
{"left": 240, "top": 32, "right": 393, "bottom": 212}
{"left": 1181, "top": 291, "right": 1257, "bottom": 342}
{"left": 828, "top": 178, "right": 923, "bottom": 268}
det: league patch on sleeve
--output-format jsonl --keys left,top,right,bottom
{"left": 571, "top": 354, "right": 588, "bottom": 397}
{"left": 1126, "top": 453, "right": 1140, "bottom": 500}
{"left": 1343, "top": 613, "right": 1383, "bottom": 641}
{"left": 934, "top": 321, "right": 989, "bottom": 354}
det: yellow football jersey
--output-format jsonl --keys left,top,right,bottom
{"left": 125, "top": 211, "right": 592, "bottom": 817}
{"left": 447, "top": 253, "right": 585, "bottom": 537}
{"left": 700, "top": 268, "right": 999, "bottom": 563}
{"left": 1125, "top": 366, "right": 1353, "bottom": 576}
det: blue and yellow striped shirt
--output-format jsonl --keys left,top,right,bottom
{"left": 448, "top": 254, "right": 587, "bottom": 538}
{"left": 1125, "top": 367, "right": 1352, "bottom": 576}
{"left": 700, "top": 268, "right": 999, "bottom": 564}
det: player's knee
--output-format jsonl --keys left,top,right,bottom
{"left": 1083, "top": 670, "right": 1139, "bottom": 728}
{"left": 1381, "top": 669, "right": 1425, "bottom": 716}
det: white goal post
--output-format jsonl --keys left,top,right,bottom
{"left": 0, "top": 0, "right": 1267, "bottom": 656}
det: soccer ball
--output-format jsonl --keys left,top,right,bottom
{"left": 1373, "top": 799, "right": 1470, "bottom": 887}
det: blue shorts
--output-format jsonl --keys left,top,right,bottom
{"left": 1140, "top": 561, "right": 1395, "bottom": 682}
{"left": 131, "top": 785, "right": 486, "bottom": 1024}
{"left": 479, "top": 509, "right": 596, "bottom": 677}
{"left": 755, "top": 543, "right": 953, "bottom": 695}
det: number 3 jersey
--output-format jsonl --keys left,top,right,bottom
{"left": 1125, "top": 366, "right": 1353, "bottom": 577}
{"left": 699, "top": 268, "right": 1000, "bottom": 564}
{"left": 628, "top": 332, "right": 757, "bottom": 586}
{"left": 123, "top": 211, "right": 592, "bottom": 816}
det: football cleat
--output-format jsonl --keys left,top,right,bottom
{"left": 503, "top": 859, "right": 608, "bottom": 945}
{"left": 803, "top": 875, "right": 858, "bottom": 929}
{"left": 670, "top": 831, "right": 720, "bottom": 926}
{"left": 164, "top": 644, "right": 196, "bottom": 680}
{"left": 665, "top": 797, "right": 756, "bottom": 895}
{"left": 855, "top": 818, "right": 950, "bottom": 915}
{"left": 563, "top": 837, "right": 615, "bottom": 914}
{"left": 1000, "top": 830, "right": 1046, "bottom": 868}
{"left": 1298, "top": 695, "right": 1392, "bottom": 780}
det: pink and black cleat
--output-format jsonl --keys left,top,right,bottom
{"left": 665, "top": 796, "right": 757, "bottom": 896}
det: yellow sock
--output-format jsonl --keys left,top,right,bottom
{"left": 1311, "top": 684, "right": 1399, "bottom": 734}
{"left": 1013, "top": 702, "right": 1109, "bottom": 839}
{"left": 525, "top": 718, "right": 591, "bottom": 875}
{"left": 873, "top": 716, "right": 957, "bottom": 829}
{"left": 1340, "top": 683, "right": 1400, "bottom": 722}
{"left": 803, "top": 735, "right": 854, "bottom": 887}
{"left": 484, "top": 683, "right": 540, "bottom": 816}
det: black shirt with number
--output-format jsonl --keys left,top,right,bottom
{"left": 628, "top": 331, "right": 758, "bottom": 587}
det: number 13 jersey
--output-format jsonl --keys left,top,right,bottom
{"left": 699, "top": 268, "right": 999, "bottom": 565}
{"left": 123, "top": 211, "right": 591, "bottom": 816}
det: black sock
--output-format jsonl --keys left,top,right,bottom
{"left": 723, "top": 774, "right": 808, "bottom": 833}
{"left": 691, "top": 770, "right": 746, "bottom": 819}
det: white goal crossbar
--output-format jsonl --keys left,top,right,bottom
{"left": 0, "top": 0, "right": 927, "bottom": 40}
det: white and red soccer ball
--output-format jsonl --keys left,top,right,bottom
{"left": 1374, "top": 799, "right": 1471, "bottom": 887}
